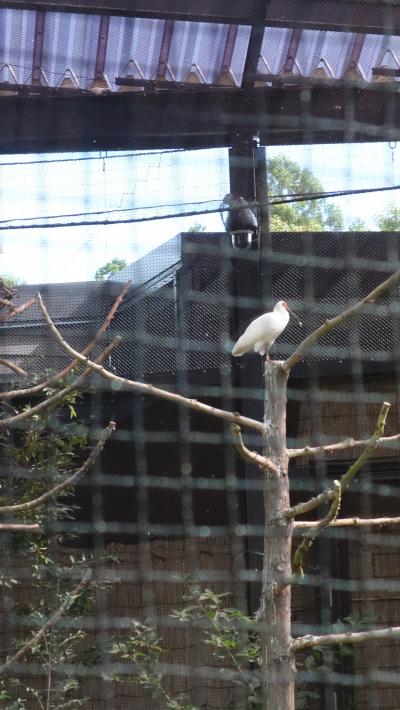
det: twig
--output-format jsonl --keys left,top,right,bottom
{"left": 0, "top": 523, "right": 40, "bottom": 531}
{"left": 0, "top": 337, "right": 121, "bottom": 430}
{"left": 0, "top": 281, "right": 131, "bottom": 400}
{"left": 292, "top": 481, "right": 341, "bottom": 577}
{"left": 0, "top": 297, "right": 37, "bottom": 323}
{"left": 292, "top": 625, "right": 400, "bottom": 653}
{"left": 0, "top": 298, "right": 16, "bottom": 311}
{"left": 282, "top": 402, "right": 391, "bottom": 523}
{"left": 288, "top": 432, "right": 400, "bottom": 459}
{"left": 57, "top": 279, "right": 131, "bottom": 379}
{"left": 37, "top": 293, "right": 265, "bottom": 434}
{"left": 0, "top": 359, "right": 28, "bottom": 377}
{"left": 340, "top": 402, "right": 390, "bottom": 491}
{"left": 0, "top": 421, "right": 115, "bottom": 514}
{"left": 282, "top": 269, "right": 400, "bottom": 372}
{"left": 283, "top": 489, "right": 334, "bottom": 520}
{"left": 294, "top": 516, "right": 400, "bottom": 529}
{"left": 0, "top": 568, "right": 93, "bottom": 673}
{"left": 230, "top": 423, "right": 278, "bottom": 475}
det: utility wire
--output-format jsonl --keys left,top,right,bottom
{"left": 0, "top": 182, "right": 398, "bottom": 231}
{"left": 0, "top": 148, "right": 184, "bottom": 168}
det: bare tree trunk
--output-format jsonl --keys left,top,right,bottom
{"left": 260, "top": 360, "right": 295, "bottom": 709}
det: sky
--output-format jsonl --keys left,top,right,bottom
{"left": 1, "top": 141, "right": 400, "bottom": 284}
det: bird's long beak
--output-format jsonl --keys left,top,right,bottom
{"left": 288, "top": 307, "right": 302, "bottom": 327}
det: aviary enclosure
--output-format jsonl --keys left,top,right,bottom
{"left": 1, "top": 2, "right": 400, "bottom": 709}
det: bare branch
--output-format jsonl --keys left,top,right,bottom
{"left": 37, "top": 293, "right": 265, "bottom": 434}
{"left": 0, "top": 568, "right": 92, "bottom": 673}
{"left": 292, "top": 480, "right": 341, "bottom": 577}
{"left": 0, "top": 359, "right": 28, "bottom": 377}
{"left": 282, "top": 269, "right": 400, "bottom": 372}
{"left": 0, "top": 523, "right": 40, "bottom": 531}
{"left": 294, "top": 516, "right": 400, "bottom": 529}
{"left": 292, "top": 625, "right": 400, "bottom": 653}
{"left": 289, "top": 431, "right": 400, "bottom": 460}
{"left": 0, "top": 281, "right": 131, "bottom": 401}
{"left": 0, "top": 421, "right": 115, "bottom": 514}
{"left": 340, "top": 402, "right": 390, "bottom": 491}
{"left": 231, "top": 423, "right": 278, "bottom": 475}
{"left": 282, "top": 401, "right": 390, "bottom": 525}
{"left": 0, "top": 337, "right": 121, "bottom": 430}
{"left": 0, "top": 298, "right": 16, "bottom": 311}
{"left": 283, "top": 489, "right": 333, "bottom": 521}
{"left": 57, "top": 279, "right": 132, "bottom": 380}
{"left": 0, "top": 297, "right": 37, "bottom": 323}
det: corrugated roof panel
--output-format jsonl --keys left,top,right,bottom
{"left": 2, "top": 6, "right": 400, "bottom": 91}
{"left": 168, "top": 21, "right": 228, "bottom": 83}
{"left": 230, "top": 25, "right": 251, "bottom": 84}
{"left": 0, "top": 8, "right": 36, "bottom": 84}
{"left": 260, "top": 28, "right": 290, "bottom": 74}
{"left": 42, "top": 12, "right": 100, "bottom": 88}
{"left": 359, "top": 33, "right": 387, "bottom": 74}
{"left": 361, "top": 34, "right": 400, "bottom": 76}
{"left": 296, "top": 30, "right": 352, "bottom": 78}
{"left": 106, "top": 16, "right": 164, "bottom": 86}
{"left": 259, "top": 26, "right": 400, "bottom": 82}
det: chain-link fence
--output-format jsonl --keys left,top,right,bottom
{"left": 1, "top": 3, "right": 400, "bottom": 709}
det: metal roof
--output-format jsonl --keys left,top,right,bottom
{"left": 1, "top": 3, "right": 400, "bottom": 153}
{"left": 1, "top": 6, "right": 400, "bottom": 94}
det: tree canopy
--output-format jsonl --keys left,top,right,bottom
{"left": 94, "top": 258, "right": 127, "bottom": 281}
{"left": 375, "top": 205, "right": 400, "bottom": 231}
{"left": 267, "top": 155, "right": 343, "bottom": 231}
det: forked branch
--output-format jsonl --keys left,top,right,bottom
{"left": 292, "top": 480, "right": 341, "bottom": 577}
{"left": 282, "top": 402, "right": 391, "bottom": 523}
{"left": 0, "top": 280, "right": 131, "bottom": 401}
{"left": 0, "top": 296, "right": 37, "bottom": 323}
{"left": 231, "top": 424, "right": 278, "bottom": 475}
{"left": 37, "top": 294, "right": 265, "bottom": 434}
{"left": 0, "top": 338, "right": 121, "bottom": 430}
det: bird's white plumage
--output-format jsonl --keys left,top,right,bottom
{"left": 232, "top": 301, "right": 290, "bottom": 357}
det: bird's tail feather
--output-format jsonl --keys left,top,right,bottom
{"left": 231, "top": 337, "right": 247, "bottom": 356}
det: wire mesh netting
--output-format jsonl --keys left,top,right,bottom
{"left": 3, "top": 2, "right": 400, "bottom": 709}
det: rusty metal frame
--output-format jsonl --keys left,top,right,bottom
{"left": 1, "top": 0, "right": 400, "bottom": 35}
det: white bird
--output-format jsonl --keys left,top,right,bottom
{"left": 232, "top": 301, "right": 301, "bottom": 358}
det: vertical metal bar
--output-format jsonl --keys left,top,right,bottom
{"left": 255, "top": 145, "right": 270, "bottom": 301}
{"left": 220, "top": 24, "right": 238, "bottom": 71}
{"left": 241, "top": 0, "right": 267, "bottom": 87}
{"left": 229, "top": 138, "right": 265, "bottom": 614}
{"left": 345, "top": 33, "right": 366, "bottom": 75}
{"left": 95, "top": 14, "right": 110, "bottom": 77}
{"left": 156, "top": 19, "right": 174, "bottom": 80}
{"left": 31, "top": 10, "right": 45, "bottom": 85}
{"left": 241, "top": 24, "right": 265, "bottom": 88}
{"left": 282, "top": 28, "right": 302, "bottom": 74}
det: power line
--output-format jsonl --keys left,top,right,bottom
{"left": 0, "top": 148, "right": 185, "bottom": 168}
{"left": 0, "top": 182, "right": 398, "bottom": 231}
{"left": 0, "top": 200, "right": 221, "bottom": 225}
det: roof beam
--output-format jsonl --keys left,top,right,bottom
{"left": 0, "top": 0, "right": 262, "bottom": 24}
{"left": 1, "top": 85, "right": 400, "bottom": 154}
{"left": 241, "top": 0, "right": 266, "bottom": 88}
{"left": 31, "top": 9, "right": 45, "bottom": 85}
{"left": 156, "top": 20, "right": 174, "bottom": 80}
{"left": 2, "top": 0, "right": 400, "bottom": 35}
